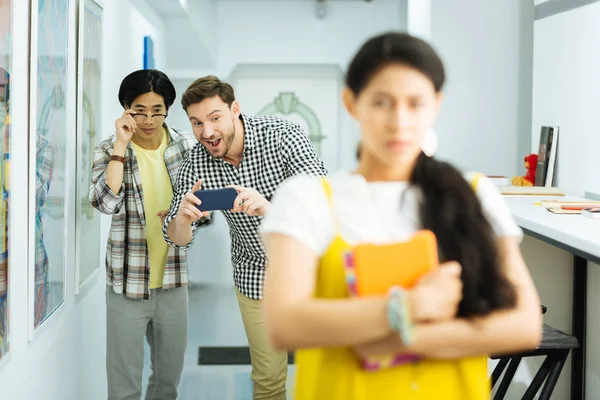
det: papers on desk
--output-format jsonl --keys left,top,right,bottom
{"left": 500, "top": 186, "right": 565, "bottom": 196}
{"left": 540, "top": 200, "right": 600, "bottom": 215}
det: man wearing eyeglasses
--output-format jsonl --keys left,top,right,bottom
{"left": 89, "top": 69, "right": 203, "bottom": 400}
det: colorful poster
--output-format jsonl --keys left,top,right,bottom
{"left": 33, "top": 0, "right": 69, "bottom": 327}
{"left": 0, "top": 0, "right": 12, "bottom": 360}
{"left": 76, "top": 0, "right": 102, "bottom": 291}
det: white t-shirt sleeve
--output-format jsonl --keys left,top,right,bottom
{"left": 473, "top": 175, "right": 523, "bottom": 240}
{"left": 260, "top": 175, "right": 335, "bottom": 256}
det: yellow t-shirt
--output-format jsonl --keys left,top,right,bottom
{"left": 131, "top": 128, "right": 173, "bottom": 289}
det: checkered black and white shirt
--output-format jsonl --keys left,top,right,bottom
{"left": 162, "top": 113, "right": 327, "bottom": 299}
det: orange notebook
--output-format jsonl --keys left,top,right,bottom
{"left": 343, "top": 230, "right": 439, "bottom": 371}
{"left": 345, "top": 230, "right": 439, "bottom": 296}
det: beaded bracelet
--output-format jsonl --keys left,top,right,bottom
{"left": 343, "top": 251, "right": 417, "bottom": 345}
{"left": 387, "top": 286, "right": 416, "bottom": 347}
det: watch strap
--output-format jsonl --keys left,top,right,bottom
{"left": 110, "top": 155, "right": 126, "bottom": 164}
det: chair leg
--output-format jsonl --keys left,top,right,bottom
{"left": 521, "top": 356, "right": 554, "bottom": 400}
{"left": 493, "top": 357, "right": 522, "bottom": 400}
{"left": 538, "top": 350, "right": 569, "bottom": 400}
{"left": 491, "top": 358, "right": 510, "bottom": 388}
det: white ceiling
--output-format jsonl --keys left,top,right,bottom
{"left": 143, "top": 0, "right": 188, "bottom": 17}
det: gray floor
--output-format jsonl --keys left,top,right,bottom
{"left": 141, "top": 283, "right": 297, "bottom": 400}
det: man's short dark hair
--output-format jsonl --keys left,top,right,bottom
{"left": 118, "top": 69, "right": 176, "bottom": 110}
{"left": 181, "top": 75, "right": 235, "bottom": 112}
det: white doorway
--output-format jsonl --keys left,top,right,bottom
{"left": 229, "top": 63, "right": 347, "bottom": 172}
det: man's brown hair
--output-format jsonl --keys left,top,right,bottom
{"left": 181, "top": 75, "right": 236, "bottom": 111}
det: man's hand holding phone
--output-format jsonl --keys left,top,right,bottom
{"left": 175, "top": 179, "right": 210, "bottom": 226}
{"left": 228, "top": 185, "right": 270, "bottom": 217}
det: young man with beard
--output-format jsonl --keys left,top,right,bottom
{"left": 162, "top": 75, "right": 327, "bottom": 400}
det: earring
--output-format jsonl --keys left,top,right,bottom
{"left": 421, "top": 129, "right": 438, "bottom": 157}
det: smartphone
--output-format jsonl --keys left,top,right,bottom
{"left": 582, "top": 207, "right": 600, "bottom": 219}
{"left": 193, "top": 188, "right": 238, "bottom": 211}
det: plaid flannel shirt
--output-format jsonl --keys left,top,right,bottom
{"left": 89, "top": 125, "right": 198, "bottom": 300}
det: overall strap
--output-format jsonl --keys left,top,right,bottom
{"left": 320, "top": 178, "right": 340, "bottom": 233}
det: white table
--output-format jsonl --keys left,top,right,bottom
{"left": 505, "top": 194, "right": 600, "bottom": 400}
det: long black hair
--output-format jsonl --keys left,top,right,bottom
{"left": 346, "top": 32, "right": 516, "bottom": 317}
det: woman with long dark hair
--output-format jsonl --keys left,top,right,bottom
{"left": 260, "top": 32, "right": 542, "bottom": 399}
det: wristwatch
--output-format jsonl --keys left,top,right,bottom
{"left": 387, "top": 286, "right": 416, "bottom": 346}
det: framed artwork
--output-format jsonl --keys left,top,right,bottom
{"left": 0, "top": 0, "right": 12, "bottom": 362}
{"left": 75, "top": 0, "right": 102, "bottom": 294}
{"left": 28, "top": 0, "right": 70, "bottom": 333}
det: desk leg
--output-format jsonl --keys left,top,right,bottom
{"left": 571, "top": 255, "right": 587, "bottom": 400}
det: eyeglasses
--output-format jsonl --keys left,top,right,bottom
{"left": 131, "top": 112, "right": 168, "bottom": 123}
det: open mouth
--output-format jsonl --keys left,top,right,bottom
{"left": 206, "top": 138, "right": 221, "bottom": 149}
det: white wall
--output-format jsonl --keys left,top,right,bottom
{"left": 531, "top": 2, "right": 600, "bottom": 396}
{"left": 167, "top": 0, "right": 534, "bottom": 179}
{"left": 103, "top": 0, "right": 166, "bottom": 126}
{"left": 214, "top": 0, "right": 406, "bottom": 171}
{"left": 0, "top": 1, "right": 166, "bottom": 399}
{"left": 531, "top": 1, "right": 600, "bottom": 196}
{"left": 430, "top": 0, "right": 534, "bottom": 177}
{"left": 186, "top": 0, "right": 217, "bottom": 66}
{"left": 169, "top": 0, "right": 534, "bottom": 178}
{"left": 215, "top": 0, "right": 405, "bottom": 77}
{"left": 406, "top": 0, "right": 432, "bottom": 40}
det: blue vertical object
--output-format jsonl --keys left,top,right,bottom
{"left": 143, "top": 36, "right": 155, "bottom": 69}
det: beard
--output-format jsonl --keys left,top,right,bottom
{"left": 206, "top": 121, "right": 236, "bottom": 160}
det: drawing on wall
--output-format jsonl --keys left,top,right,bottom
{"left": 257, "top": 91, "right": 325, "bottom": 155}
{"left": 75, "top": 0, "right": 102, "bottom": 293}
{"left": 31, "top": 0, "right": 69, "bottom": 328}
{"left": 0, "top": 0, "right": 12, "bottom": 360}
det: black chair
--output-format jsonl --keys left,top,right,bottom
{"left": 490, "top": 305, "right": 579, "bottom": 400}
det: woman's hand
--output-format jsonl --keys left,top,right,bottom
{"left": 407, "top": 261, "right": 463, "bottom": 323}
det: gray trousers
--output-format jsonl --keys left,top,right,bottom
{"left": 106, "top": 285, "right": 188, "bottom": 400}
